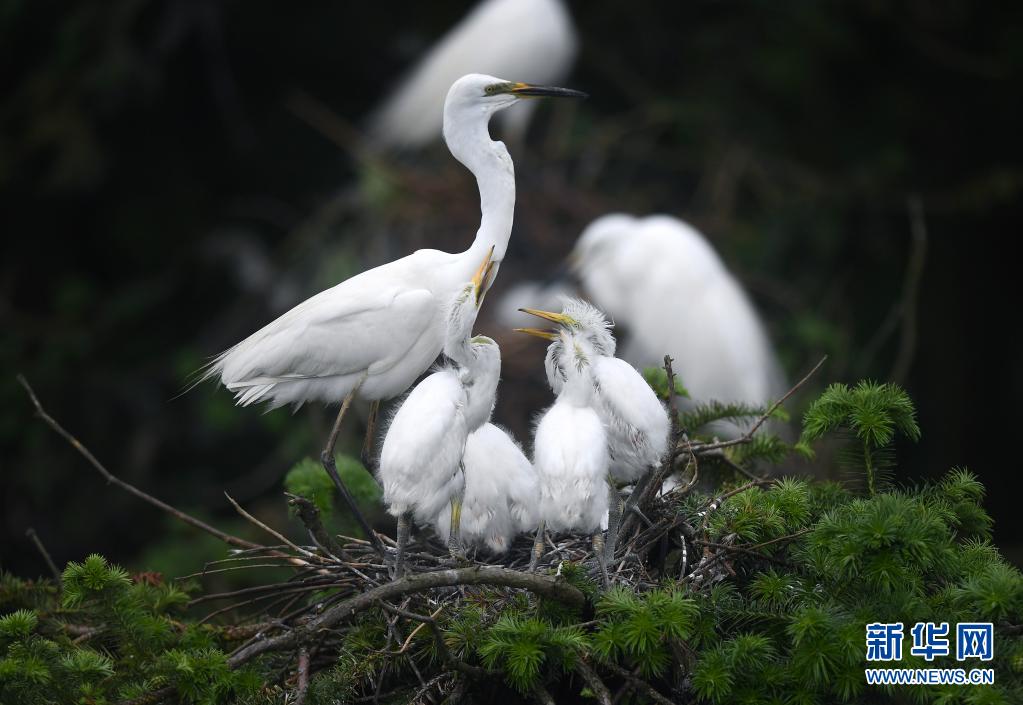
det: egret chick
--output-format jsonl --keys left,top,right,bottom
{"left": 530, "top": 330, "right": 610, "bottom": 583}
{"left": 377, "top": 255, "right": 497, "bottom": 575}
{"left": 520, "top": 299, "right": 670, "bottom": 559}
{"left": 432, "top": 422, "right": 539, "bottom": 554}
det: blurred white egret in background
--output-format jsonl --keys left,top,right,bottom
{"left": 371, "top": 0, "right": 577, "bottom": 148}
{"left": 519, "top": 298, "right": 669, "bottom": 559}
{"left": 497, "top": 214, "right": 786, "bottom": 428}
{"left": 572, "top": 214, "right": 786, "bottom": 409}
{"left": 528, "top": 329, "right": 611, "bottom": 583}
{"left": 198, "top": 75, "right": 584, "bottom": 541}
{"left": 378, "top": 264, "right": 497, "bottom": 575}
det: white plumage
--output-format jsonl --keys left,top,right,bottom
{"left": 371, "top": 0, "right": 577, "bottom": 148}
{"left": 379, "top": 370, "right": 468, "bottom": 523}
{"left": 200, "top": 74, "right": 583, "bottom": 411}
{"left": 432, "top": 422, "right": 539, "bottom": 553}
{"left": 378, "top": 273, "right": 498, "bottom": 570}
{"left": 572, "top": 214, "right": 786, "bottom": 409}
{"left": 526, "top": 298, "right": 670, "bottom": 484}
{"left": 532, "top": 331, "right": 609, "bottom": 535}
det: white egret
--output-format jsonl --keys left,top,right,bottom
{"left": 529, "top": 329, "right": 611, "bottom": 583}
{"left": 572, "top": 214, "right": 786, "bottom": 419}
{"left": 519, "top": 298, "right": 670, "bottom": 559}
{"left": 370, "top": 0, "right": 577, "bottom": 148}
{"left": 432, "top": 423, "right": 539, "bottom": 554}
{"left": 377, "top": 261, "right": 498, "bottom": 575}
{"left": 199, "top": 74, "right": 584, "bottom": 545}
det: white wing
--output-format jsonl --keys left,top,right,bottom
{"left": 594, "top": 356, "right": 670, "bottom": 477}
{"left": 206, "top": 252, "right": 446, "bottom": 406}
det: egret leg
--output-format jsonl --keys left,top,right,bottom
{"left": 592, "top": 532, "right": 610, "bottom": 588}
{"left": 447, "top": 490, "right": 468, "bottom": 562}
{"left": 360, "top": 400, "right": 380, "bottom": 470}
{"left": 320, "top": 380, "right": 386, "bottom": 558}
{"left": 393, "top": 511, "right": 412, "bottom": 580}
{"left": 604, "top": 477, "right": 624, "bottom": 563}
{"left": 529, "top": 521, "right": 546, "bottom": 573}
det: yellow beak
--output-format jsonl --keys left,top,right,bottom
{"left": 514, "top": 327, "right": 558, "bottom": 341}
{"left": 472, "top": 246, "right": 496, "bottom": 306}
{"left": 518, "top": 307, "right": 575, "bottom": 327}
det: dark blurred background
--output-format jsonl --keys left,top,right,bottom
{"left": 3, "top": 0, "right": 1021, "bottom": 581}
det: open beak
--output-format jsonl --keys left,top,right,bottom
{"left": 472, "top": 245, "right": 496, "bottom": 306}
{"left": 518, "top": 307, "right": 575, "bottom": 327}
{"left": 514, "top": 327, "right": 558, "bottom": 341}
{"left": 510, "top": 82, "right": 588, "bottom": 100}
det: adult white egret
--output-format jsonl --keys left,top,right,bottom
{"left": 571, "top": 214, "right": 785, "bottom": 415}
{"left": 519, "top": 298, "right": 670, "bottom": 559}
{"left": 432, "top": 422, "right": 539, "bottom": 554}
{"left": 370, "top": 0, "right": 577, "bottom": 148}
{"left": 377, "top": 262, "right": 498, "bottom": 575}
{"left": 199, "top": 74, "right": 585, "bottom": 546}
{"left": 529, "top": 329, "right": 611, "bottom": 583}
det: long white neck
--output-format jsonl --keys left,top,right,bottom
{"left": 444, "top": 108, "right": 516, "bottom": 266}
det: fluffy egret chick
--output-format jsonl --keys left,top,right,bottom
{"left": 377, "top": 258, "right": 496, "bottom": 575}
{"left": 530, "top": 330, "right": 610, "bottom": 582}
{"left": 371, "top": 0, "right": 577, "bottom": 148}
{"left": 572, "top": 214, "right": 785, "bottom": 424}
{"left": 520, "top": 299, "right": 670, "bottom": 560}
{"left": 433, "top": 422, "right": 539, "bottom": 554}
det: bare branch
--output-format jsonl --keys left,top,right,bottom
{"left": 17, "top": 375, "right": 259, "bottom": 550}
{"left": 26, "top": 527, "right": 62, "bottom": 585}
{"left": 228, "top": 566, "right": 585, "bottom": 666}
{"left": 574, "top": 658, "right": 612, "bottom": 705}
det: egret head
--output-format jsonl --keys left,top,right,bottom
{"left": 463, "top": 335, "right": 501, "bottom": 430}
{"left": 444, "top": 73, "right": 587, "bottom": 118}
{"left": 517, "top": 297, "right": 616, "bottom": 356}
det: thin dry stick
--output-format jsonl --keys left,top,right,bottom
{"left": 574, "top": 658, "right": 613, "bottom": 705}
{"left": 17, "top": 375, "right": 259, "bottom": 550}
{"left": 679, "top": 355, "right": 828, "bottom": 457}
{"left": 294, "top": 648, "right": 310, "bottom": 705}
{"left": 891, "top": 195, "right": 928, "bottom": 384}
{"left": 228, "top": 566, "right": 585, "bottom": 666}
{"left": 601, "top": 662, "right": 676, "bottom": 705}
{"left": 26, "top": 527, "right": 62, "bottom": 585}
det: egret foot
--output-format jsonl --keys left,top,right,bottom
{"left": 321, "top": 380, "right": 386, "bottom": 558}
{"left": 447, "top": 495, "right": 468, "bottom": 562}
{"left": 592, "top": 532, "right": 610, "bottom": 588}
{"left": 604, "top": 480, "right": 624, "bottom": 562}
{"left": 528, "top": 521, "right": 546, "bottom": 573}
{"left": 392, "top": 511, "right": 412, "bottom": 580}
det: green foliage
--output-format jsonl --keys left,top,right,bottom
{"left": 0, "top": 557, "right": 260, "bottom": 705}
{"left": 801, "top": 380, "right": 921, "bottom": 494}
{"left": 4, "top": 381, "right": 1021, "bottom": 704}
{"left": 643, "top": 366, "right": 690, "bottom": 400}
{"left": 284, "top": 454, "right": 381, "bottom": 521}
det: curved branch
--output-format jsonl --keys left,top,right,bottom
{"left": 227, "top": 566, "right": 586, "bottom": 666}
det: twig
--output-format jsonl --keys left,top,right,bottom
{"left": 294, "top": 647, "right": 310, "bottom": 705}
{"left": 26, "top": 527, "right": 62, "bottom": 585}
{"left": 378, "top": 602, "right": 486, "bottom": 677}
{"left": 228, "top": 566, "right": 586, "bottom": 666}
{"left": 532, "top": 684, "right": 557, "bottom": 705}
{"left": 224, "top": 492, "right": 320, "bottom": 561}
{"left": 678, "top": 355, "right": 827, "bottom": 457}
{"left": 891, "top": 195, "right": 928, "bottom": 384}
{"left": 17, "top": 375, "right": 260, "bottom": 551}
{"left": 286, "top": 492, "right": 348, "bottom": 559}
{"left": 574, "top": 658, "right": 613, "bottom": 705}
{"left": 601, "top": 662, "right": 676, "bottom": 705}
